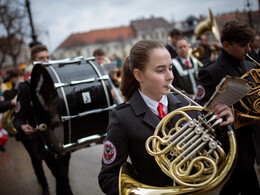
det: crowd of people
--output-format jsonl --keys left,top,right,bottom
{"left": 0, "top": 19, "right": 260, "bottom": 195}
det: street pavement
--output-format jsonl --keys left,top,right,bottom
{"left": 1, "top": 136, "right": 260, "bottom": 195}
{"left": 0, "top": 136, "right": 104, "bottom": 195}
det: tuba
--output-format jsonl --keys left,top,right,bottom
{"left": 119, "top": 84, "right": 237, "bottom": 195}
{"left": 233, "top": 55, "right": 260, "bottom": 129}
{"left": 191, "top": 8, "right": 221, "bottom": 62}
{"left": 194, "top": 8, "right": 220, "bottom": 42}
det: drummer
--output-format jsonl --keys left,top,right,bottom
{"left": 13, "top": 44, "right": 73, "bottom": 195}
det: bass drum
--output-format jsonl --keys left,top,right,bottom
{"left": 31, "top": 57, "right": 116, "bottom": 157}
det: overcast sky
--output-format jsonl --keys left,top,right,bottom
{"left": 28, "top": 0, "right": 259, "bottom": 53}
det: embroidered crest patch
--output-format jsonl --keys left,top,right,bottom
{"left": 102, "top": 140, "right": 117, "bottom": 165}
{"left": 195, "top": 85, "right": 205, "bottom": 100}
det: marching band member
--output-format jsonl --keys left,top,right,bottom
{"left": 165, "top": 28, "right": 182, "bottom": 59}
{"left": 13, "top": 44, "right": 73, "bottom": 195}
{"left": 98, "top": 40, "right": 234, "bottom": 195}
{"left": 195, "top": 20, "right": 260, "bottom": 195}
{"left": 248, "top": 32, "right": 260, "bottom": 63}
{"left": 172, "top": 37, "right": 199, "bottom": 97}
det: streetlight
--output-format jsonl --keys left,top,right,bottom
{"left": 245, "top": 0, "right": 253, "bottom": 28}
{"left": 25, "top": 0, "right": 41, "bottom": 47}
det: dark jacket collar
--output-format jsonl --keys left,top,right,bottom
{"left": 218, "top": 49, "right": 244, "bottom": 77}
{"left": 129, "top": 90, "right": 183, "bottom": 129}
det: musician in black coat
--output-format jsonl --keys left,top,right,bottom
{"left": 13, "top": 45, "right": 73, "bottom": 195}
{"left": 165, "top": 28, "right": 182, "bottom": 59}
{"left": 172, "top": 37, "right": 200, "bottom": 96}
{"left": 248, "top": 33, "right": 260, "bottom": 64}
{"left": 98, "top": 40, "right": 234, "bottom": 195}
{"left": 195, "top": 20, "right": 260, "bottom": 195}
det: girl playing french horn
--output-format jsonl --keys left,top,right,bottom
{"left": 98, "top": 40, "right": 234, "bottom": 195}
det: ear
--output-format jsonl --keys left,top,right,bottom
{"left": 133, "top": 69, "right": 143, "bottom": 83}
{"left": 222, "top": 41, "right": 229, "bottom": 50}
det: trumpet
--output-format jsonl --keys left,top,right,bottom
{"left": 119, "top": 84, "right": 237, "bottom": 195}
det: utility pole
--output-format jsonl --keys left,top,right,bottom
{"left": 245, "top": 0, "right": 253, "bottom": 28}
{"left": 25, "top": 0, "right": 41, "bottom": 47}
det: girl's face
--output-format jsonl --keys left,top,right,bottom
{"left": 135, "top": 47, "right": 173, "bottom": 101}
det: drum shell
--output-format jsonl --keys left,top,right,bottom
{"left": 31, "top": 60, "right": 114, "bottom": 156}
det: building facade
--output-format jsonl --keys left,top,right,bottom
{"left": 53, "top": 17, "right": 172, "bottom": 60}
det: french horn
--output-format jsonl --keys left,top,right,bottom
{"left": 119, "top": 84, "right": 237, "bottom": 195}
{"left": 233, "top": 54, "right": 260, "bottom": 129}
{"left": 1, "top": 96, "right": 18, "bottom": 134}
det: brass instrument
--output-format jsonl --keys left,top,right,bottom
{"left": 192, "top": 8, "right": 221, "bottom": 62}
{"left": 1, "top": 96, "right": 18, "bottom": 134}
{"left": 108, "top": 68, "right": 122, "bottom": 87}
{"left": 233, "top": 56, "right": 260, "bottom": 129}
{"left": 119, "top": 84, "right": 237, "bottom": 195}
{"left": 194, "top": 8, "right": 220, "bottom": 41}
{"left": 112, "top": 68, "right": 122, "bottom": 87}
{"left": 188, "top": 48, "right": 204, "bottom": 67}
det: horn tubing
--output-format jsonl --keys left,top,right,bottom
{"left": 168, "top": 84, "right": 201, "bottom": 107}
{"left": 246, "top": 54, "right": 260, "bottom": 67}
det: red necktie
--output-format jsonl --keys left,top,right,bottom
{"left": 185, "top": 59, "right": 192, "bottom": 69}
{"left": 157, "top": 103, "right": 166, "bottom": 118}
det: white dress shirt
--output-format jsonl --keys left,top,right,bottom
{"left": 138, "top": 90, "right": 168, "bottom": 116}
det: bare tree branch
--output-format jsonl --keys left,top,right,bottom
{"left": 0, "top": 0, "right": 28, "bottom": 69}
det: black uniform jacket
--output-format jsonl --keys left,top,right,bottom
{"left": 248, "top": 49, "right": 260, "bottom": 64}
{"left": 13, "top": 79, "right": 39, "bottom": 142}
{"left": 196, "top": 50, "right": 260, "bottom": 168}
{"left": 98, "top": 89, "right": 202, "bottom": 195}
{"left": 0, "top": 88, "right": 16, "bottom": 112}
{"left": 165, "top": 43, "right": 177, "bottom": 59}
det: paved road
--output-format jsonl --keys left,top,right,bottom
{"left": 0, "top": 136, "right": 104, "bottom": 195}
{"left": 1, "top": 136, "right": 260, "bottom": 195}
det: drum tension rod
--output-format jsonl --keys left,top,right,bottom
{"left": 61, "top": 104, "right": 116, "bottom": 122}
{"left": 54, "top": 75, "right": 110, "bottom": 88}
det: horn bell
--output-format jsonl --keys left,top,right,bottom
{"left": 194, "top": 8, "right": 220, "bottom": 41}
{"left": 1, "top": 106, "right": 18, "bottom": 135}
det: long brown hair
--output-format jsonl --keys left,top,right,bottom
{"left": 120, "top": 40, "right": 165, "bottom": 101}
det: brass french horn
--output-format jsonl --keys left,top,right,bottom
{"left": 119, "top": 84, "right": 237, "bottom": 195}
{"left": 1, "top": 96, "right": 18, "bottom": 134}
{"left": 233, "top": 55, "right": 260, "bottom": 129}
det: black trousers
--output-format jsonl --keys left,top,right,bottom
{"left": 220, "top": 167, "right": 260, "bottom": 195}
{"left": 22, "top": 137, "right": 73, "bottom": 195}
{"left": 44, "top": 151, "right": 72, "bottom": 195}
{"left": 22, "top": 139, "right": 48, "bottom": 188}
